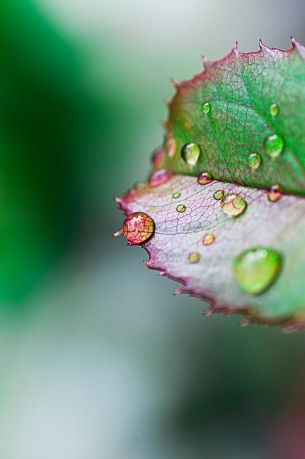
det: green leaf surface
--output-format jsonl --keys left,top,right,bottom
{"left": 117, "top": 175, "right": 305, "bottom": 329}
{"left": 159, "top": 39, "right": 305, "bottom": 195}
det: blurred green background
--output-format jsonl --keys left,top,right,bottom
{"left": 1, "top": 0, "right": 305, "bottom": 457}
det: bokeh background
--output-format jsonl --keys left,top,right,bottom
{"left": 1, "top": 0, "right": 305, "bottom": 457}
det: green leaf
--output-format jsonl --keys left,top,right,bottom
{"left": 117, "top": 175, "right": 305, "bottom": 330}
{"left": 159, "top": 39, "right": 305, "bottom": 195}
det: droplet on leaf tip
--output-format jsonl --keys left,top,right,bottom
{"left": 247, "top": 153, "right": 261, "bottom": 169}
{"left": 267, "top": 184, "right": 283, "bottom": 202}
{"left": 221, "top": 193, "right": 247, "bottom": 218}
{"left": 234, "top": 248, "right": 282, "bottom": 294}
{"left": 202, "top": 234, "right": 215, "bottom": 245}
{"left": 152, "top": 147, "right": 165, "bottom": 169}
{"left": 172, "top": 192, "right": 180, "bottom": 199}
{"left": 201, "top": 102, "right": 211, "bottom": 114}
{"left": 112, "top": 229, "right": 123, "bottom": 237}
{"left": 264, "top": 134, "right": 284, "bottom": 158}
{"left": 213, "top": 190, "right": 224, "bottom": 200}
{"left": 188, "top": 252, "right": 200, "bottom": 263}
{"left": 181, "top": 143, "right": 201, "bottom": 166}
{"left": 149, "top": 169, "right": 173, "bottom": 187}
{"left": 198, "top": 172, "right": 213, "bottom": 185}
{"left": 176, "top": 204, "right": 186, "bottom": 213}
{"left": 123, "top": 212, "right": 155, "bottom": 245}
{"left": 269, "top": 103, "right": 280, "bottom": 117}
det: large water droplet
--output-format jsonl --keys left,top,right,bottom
{"left": 176, "top": 204, "right": 186, "bottom": 213}
{"left": 172, "top": 192, "right": 180, "bottom": 199}
{"left": 201, "top": 102, "right": 211, "bottom": 114}
{"left": 149, "top": 169, "right": 173, "bottom": 187}
{"left": 267, "top": 184, "right": 283, "bottom": 202}
{"left": 198, "top": 172, "right": 213, "bottom": 185}
{"left": 234, "top": 248, "right": 282, "bottom": 294}
{"left": 181, "top": 143, "right": 201, "bottom": 166}
{"left": 264, "top": 134, "right": 284, "bottom": 158}
{"left": 202, "top": 234, "right": 215, "bottom": 245}
{"left": 189, "top": 252, "right": 200, "bottom": 263}
{"left": 123, "top": 212, "right": 155, "bottom": 245}
{"left": 269, "top": 103, "right": 279, "bottom": 117}
{"left": 213, "top": 190, "right": 224, "bottom": 200}
{"left": 152, "top": 147, "right": 165, "bottom": 168}
{"left": 221, "top": 193, "right": 247, "bottom": 217}
{"left": 166, "top": 138, "right": 177, "bottom": 157}
{"left": 247, "top": 152, "right": 261, "bottom": 169}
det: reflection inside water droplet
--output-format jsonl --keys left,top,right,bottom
{"left": 198, "top": 172, "right": 213, "bottom": 185}
{"left": 123, "top": 212, "right": 155, "bottom": 245}
{"left": 176, "top": 204, "right": 186, "bottom": 213}
{"left": 264, "top": 134, "right": 284, "bottom": 158}
{"left": 213, "top": 190, "right": 224, "bottom": 200}
{"left": 202, "top": 234, "right": 215, "bottom": 245}
{"left": 247, "top": 152, "right": 261, "bottom": 169}
{"left": 221, "top": 193, "right": 247, "bottom": 217}
{"left": 172, "top": 192, "right": 180, "bottom": 199}
{"left": 267, "top": 184, "right": 283, "bottom": 202}
{"left": 201, "top": 102, "right": 211, "bottom": 114}
{"left": 234, "top": 247, "right": 282, "bottom": 294}
{"left": 189, "top": 252, "right": 200, "bottom": 263}
{"left": 181, "top": 143, "right": 201, "bottom": 166}
{"left": 269, "top": 103, "right": 279, "bottom": 117}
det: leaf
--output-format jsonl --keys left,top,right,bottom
{"left": 160, "top": 39, "right": 305, "bottom": 195}
{"left": 117, "top": 175, "right": 305, "bottom": 329}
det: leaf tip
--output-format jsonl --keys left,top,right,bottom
{"left": 259, "top": 39, "right": 272, "bottom": 54}
{"left": 291, "top": 36, "right": 305, "bottom": 59}
{"left": 170, "top": 78, "right": 181, "bottom": 89}
{"left": 232, "top": 41, "right": 239, "bottom": 56}
{"left": 201, "top": 55, "right": 212, "bottom": 70}
{"left": 112, "top": 229, "right": 123, "bottom": 237}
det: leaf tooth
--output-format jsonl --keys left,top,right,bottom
{"left": 201, "top": 55, "right": 212, "bottom": 70}
{"left": 173, "top": 286, "right": 184, "bottom": 295}
{"left": 259, "top": 39, "right": 272, "bottom": 54}
{"left": 232, "top": 41, "right": 239, "bottom": 57}
{"left": 291, "top": 36, "right": 305, "bottom": 59}
{"left": 162, "top": 120, "right": 169, "bottom": 129}
{"left": 170, "top": 78, "right": 181, "bottom": 89}
{"left": 165, "top": 99, "right": 171, "bottom": 107}
{"left": 115, "top": 196, "right": 122, "bottom": 203}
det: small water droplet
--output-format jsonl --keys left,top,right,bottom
{"left": 189, "top": 252, "right": 200, "bottom": 263}
{"left": 123, "top": 212, "right": 155, "bottom": 245}
{"left": 181, "top": 143, "right": 201, "bottom": 166}
{"left": 166, "top": 138, "right": 177, "bottom": 157}
{"left": 267, "top": 184, "right": 283, "bottom": 202}
{"left": 221, "top": 193, "right": 247, "bottom": 217}
{"left": 150, "top": 206, "right": 155, "bottom": 210}
{"left": 198, "top": 172, "right": 213, "bottom": 185}
{"left": 213, "top": 190, "right": 224, "bottom": 200}
{"left": 176, "top": 204, "right": 186, "bottom": 213}
{"left": 247, "top": 152, "right": 261, "bottom": 169}
{"left": 240, "top": 318, "right": 250, "bottom": 327}
{"left": 149, "top": 169, "right": 173, "bottom": 187}
{"left": 201, "top": 102, "right": 211, "bottom": 114}
{"left": 264, "top": 134, "right": 284, "bottom": 158}
{"left": 234, "top": 248, "right": 282, "bottom": 294}
{"left": 204, "top": 307, "right": 213, "bottom": 316}
{"left": 202, "top": 234, "right": 215, "bottom": 245}
{"left": 152, "top": 147, "right": 165, "bottom": 168}
{"left": 172, "top": 192, "right": 180, "bottom": 199}
{"left": 269, "top": 103, "right": 279, "bottom": 117}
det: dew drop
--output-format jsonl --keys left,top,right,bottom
{"left": 198, "top": 172, "right": 213, "bottom": 185}
{"left": 166, "top": 137, "right": 177, "bottom": 157}
{"left": 247, "top": 152, "right": 261, "bottom": 169}
{"left": 123, "top": 212, "right": 155, "bottom": 245}
{"left": 202, "top": 233, "right": 215, "bottom": 245}
{"left": 269, "top": 103, "right": 279, "bottom": 117}
{"left": 221, "top": 193, "right": 247, "bottom": 217}
{"left": 234, "top": 248, "right": 282, "bottom": 294}
{"left": 149, "top": 169, "right": 173, "bottom": 187}
{"left": 176, "top": 204, "right": 186, "bottom": 213}
{"left": 264, "top": 134, "right": 284, "bottom": 158}
{"left": 150, "top": 206, "right": 155, "bottom": 210}
{"left": 181, "top": 143, "right": 201, "bottom": 166}
{"left": 213, "top": 190, "right": 224, "bottom": 200}
{"left": 267, "top": 184, "right": 283, "bottom": 202}
{"left": 189, "top": 252, "right": 200, "bottom": 263}
{"left": 201, "top": 102, "right": 211, "bottom": 114}
{"left": 152, "top": 147, "right": 165, "bottom": 168}
{"left": 172, "top": 192, "right": 180, "bottom": 199}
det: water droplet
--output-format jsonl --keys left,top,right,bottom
{"left": 234, "top": 248, "right": 282, "bottom": 294}
{"left": 181, "top": 143, "right": 201, "bottom": 166}
{"left": 221, "top": 193, "right": 247, "bottom": 217}
{"left": 269, "top": 103, "right": 279, "bottom": 117}
{"left": 152, "top": 147, "right": 165, "bottom": 168}
{"left": 198, "top": 172, "right": 213, "bottom": 185}
{"left": 166, "top": 138, "right": 177, "bottom": 157}
{"left": 267, "top": 184, "right": 283, "bottom": 202}
{"left": 202, "top": 233, "right": 215, "bottom": 245}
{"left": 176, "top": 204, "right": 186, "bottom": 213}
{"left": 123, "top": 212, "right": 155, "bottom": 245}
{"left": 264, "top": 134, "right": 284, "bottom": 158}
{"left": 240, "top": 318, "right": 250, "bottom": 327}
{"left": 247, "top": 152, "right": 261, "bottom": 169}
{"left": 189, "top": 252, "right": 200, "bottom": 263}
{"left": 149, "top": 169, "right": 173, "bottom": 187}
{"left": 150, "top": 206, "right": 155, "bottom": 210}
{"left": 172, "top": 192, "right": 180, "bottom": 199}
{"left": 201, "top": 102, "right": 211, "bottom": 114}
{"left": 213, "top": 190, "right": 224, "bottom": 200}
